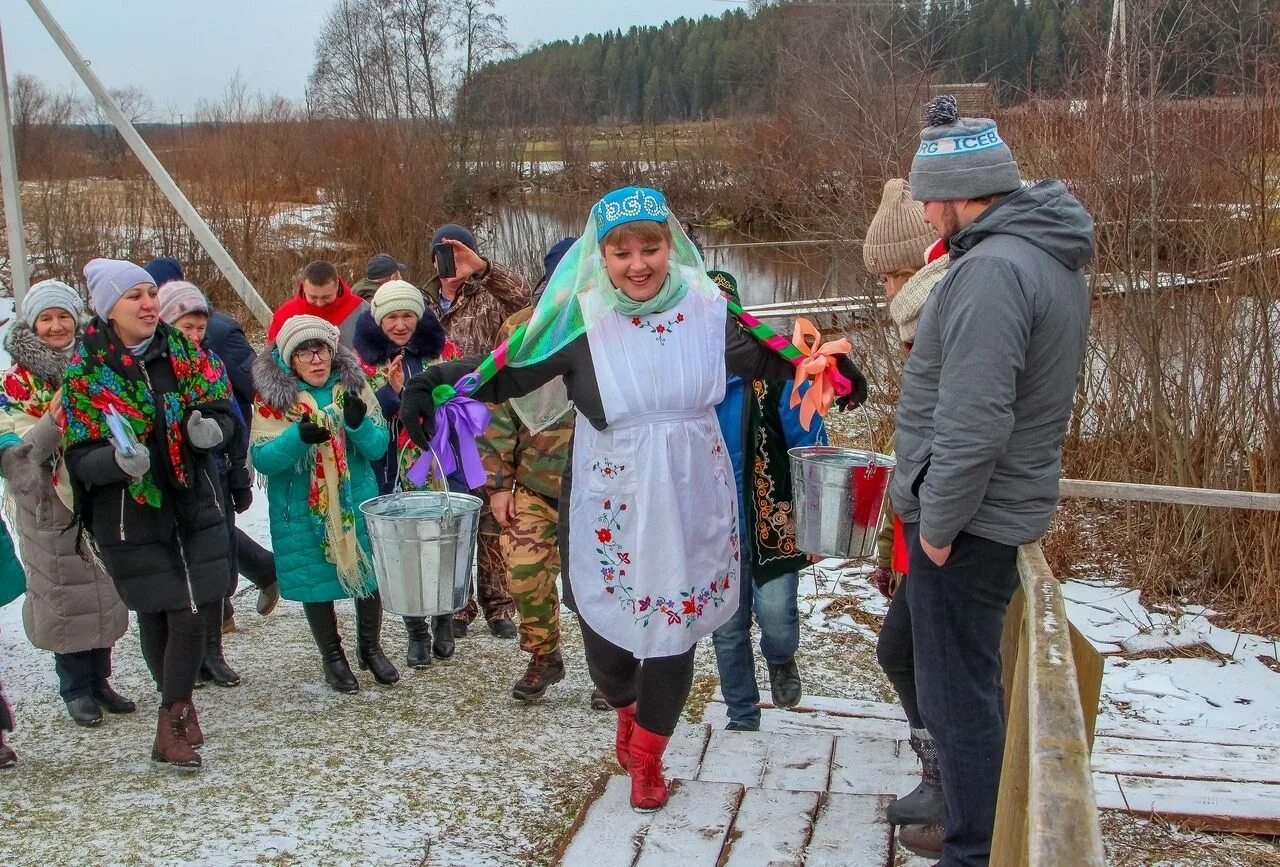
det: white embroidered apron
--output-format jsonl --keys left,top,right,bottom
{"left": 569, "top": 290, "right": 740, "bottom": 659}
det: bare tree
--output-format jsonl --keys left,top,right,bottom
{"left": 80, "top": 85, "right": 153, "bottom": 175}
{"left": 10, "top": 73, "right": 76, "bottom": 176}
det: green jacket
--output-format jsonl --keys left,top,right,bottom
{"left": 251, "top": 349, "right": 388, "bottom": 603}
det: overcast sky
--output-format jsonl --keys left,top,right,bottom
{"left": 0, "top": 0, "right": 748, "bottom": 117}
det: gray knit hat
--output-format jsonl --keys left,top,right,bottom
{"left": 157, "top": 280, "right": 211, "bottom": 325}
{"left": 21, "top": 279, "right": 83, "bottom": 327}
{"left": 275, "top": 314, "right": 340, "bottom": 361}
{"left": 909, "top": 95, "right": 1021, "bottom": 202}
{"left": 83, "top": 258, "right": 155, "bottom": 319}
{"left": 863, "top": 179, "right": 934, "bottom": 274}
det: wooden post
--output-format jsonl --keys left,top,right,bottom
{"left": 0, "top": 21, "right": 30, "bottom": 307}
{"left": 24, "top": 0, "right": 273, "bottom": 326}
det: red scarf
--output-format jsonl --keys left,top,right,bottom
{"left": 267, "top": 277, "right": 363, "bottom": 342}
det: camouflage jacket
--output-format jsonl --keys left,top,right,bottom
{"left": 477, "top": 307, "right": 573, "bottom": 502}
{"left": 423, "top": 261, "right": 531, "bottom": 356}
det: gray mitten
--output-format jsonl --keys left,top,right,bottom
{"left": 185, "top": 410, "right": 225, "bottom": 450}
{"left": 114, "top": 447, "right": 151, "bottom": 479}
{"left": 0, "top": 443, "right": 43, "bottom": 496}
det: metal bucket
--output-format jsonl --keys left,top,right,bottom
{"left": 789, "top": 445, "right": 896, "bottom": 559}
{"left": 360, "top": 490, "right": 482, "bottom": 617}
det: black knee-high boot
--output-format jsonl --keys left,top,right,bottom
{"left": 404, "top": 617, "right": 431, "bottom": 669}
{"left": 303, "top": 602, "right": 358, "bottom": 694}
{"left": 355, "top": 593, "right": 399, "bottom": 686}
{"left": 199, "top": 604, "right": 241, "bottom": 687}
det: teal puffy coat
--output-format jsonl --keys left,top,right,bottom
{"left": 250, "top": 347, "right": 389, "bottom": 603}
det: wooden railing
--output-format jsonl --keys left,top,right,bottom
{"left": 992, "top": 543, "right": 1106, "bottom": 867}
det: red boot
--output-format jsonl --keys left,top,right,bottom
{"left": 614, "top": 703, "right": 637, "bottom": 772}
{"left": 628, "top": 724, "right": 671, "bottom": 812}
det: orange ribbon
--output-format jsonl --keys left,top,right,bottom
{"left": 789, "top": 317, "right": 852, "bottom": 431}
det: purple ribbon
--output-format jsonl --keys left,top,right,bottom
{"left": 407, "top": 395, "right": 492, "bottom": 490}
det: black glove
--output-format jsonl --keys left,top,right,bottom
{"left": 297, "top": 413, "right": 332, "bottom": 445}
{"left": 343, "top": 394, "right": 367, "bottom": 430}
{"left": 835, "top": 354, "right": 869, "bottom": 411}
{"left": 400, "top": 372, "right": 443, "bottom": 450}
{"left": 232, "top": 487, "right": 253, "bottom": 514}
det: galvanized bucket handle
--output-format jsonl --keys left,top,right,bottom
{"left": 860, "top": 402, "right": 883, "bottom": 467}
{"left": 394, "top": 441, "right": 454, "bottom": 522}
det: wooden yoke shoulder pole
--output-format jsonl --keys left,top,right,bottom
{"left": 24, "top": 0, "right": 273, "bottom": 327}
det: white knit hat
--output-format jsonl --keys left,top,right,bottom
{"left": 21, "top": 279, "right": 83, "bottom": 327}
{"left": 275, "top": 314, "right": 340, "bottom": 361}
{"left": 890, "top": 253, "right": 950, "bottom": 345}
{"left": 157, "top": 280, "right": 210, "bottom": 325}
{"left": 369, "top": 279, "right": 425, "bottom": 323}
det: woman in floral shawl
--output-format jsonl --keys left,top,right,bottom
{"left": 0, "top": 280, "right": 132, "bottom": 729}
{"left": 251, "top": 314, "right": 394, "bottom": 694}
{"left": 62, "top": 259, "right": 238, "bottom": 771}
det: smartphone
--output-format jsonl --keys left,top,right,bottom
{"left": 433, "top": 242, "right": 456, "bottom": 279}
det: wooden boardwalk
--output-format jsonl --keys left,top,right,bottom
{"left": 555, "top": 696, "right": 1280, "bottom": 865}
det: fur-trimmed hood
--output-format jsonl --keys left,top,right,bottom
{"left": 351, "top": 308, "right": 446, "bottom": 367}
{"left": 3, "top": 319, "right": 81, "bottom": 386}
{"left": 252, "top": 342, "right": 367, "bottom": 412}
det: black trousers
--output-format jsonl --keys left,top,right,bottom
{"left": 53, "top": 646, "right": 114, "bottom": 702}
{"left": 904, "top": 522, "right": 1020, "bottom": 867}
{"left": 137, "top": 604, "right": 215, "bottom": 706}
{"left": 579, "top": 617, "right": 696, "bottom": 737}
{"left": 876, "top": 583, "right": 924, "bottom": 730}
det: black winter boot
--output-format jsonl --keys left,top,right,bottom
{"left": 355, "top": 593, "right": 400, "bottom": 686}
{"left": 199, "top": 603, "right": 241, "bottom": 687}
{"left": 887, "top": 730, "right": 946, "bottom": 826}
{"left": 431, "top": 615, "right": 455, "bottom": 660}
{"left": 404, "top": 617, "right": 431, "bottom": 669}
{"left": 303, "top": 602, "right": 358, "bottom": 694}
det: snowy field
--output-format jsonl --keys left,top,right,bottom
{"left": 1, "top": 297, "right": 1277, "bottom": 864}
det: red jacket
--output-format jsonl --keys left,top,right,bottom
{"left": 267, "top": 276, "right": 366, "bottom": 344}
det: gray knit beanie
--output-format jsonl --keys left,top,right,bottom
{"left": 909, "top": 95, "right": 1022, "bottom": 202}
{"left": 157, "top": 280, "right": 211, "bottom": 325}
{"left": 863, "top": 179, "right": 934, "bottom": 274}
{"left": 21, "top": 279, "right": 83, "bottom": 327}
{"left": 275, "top": 314, "right": 340, "bottom": 361}
{"left": 83, "top": 258, "right": 155, "bottom": 319}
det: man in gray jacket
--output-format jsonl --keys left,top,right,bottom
{"left": 890, "top": 95, "right": 1094, "bottom": 864}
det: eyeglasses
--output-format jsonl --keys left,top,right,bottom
{"left": 292, "top": 345, "right": 332, "bottom": 362}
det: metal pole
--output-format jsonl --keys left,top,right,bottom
{"left": 0, "top": 21, "right": 31, "bottom": 308}
{"left": 24, "top": 0, "right": 273, "bottom": 326}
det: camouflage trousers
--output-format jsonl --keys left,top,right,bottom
{"left": 500, "top": 487, "right": 562, "bottom": 657}
{"left": 456, "top": 502, "right": 516, "bottom": 624}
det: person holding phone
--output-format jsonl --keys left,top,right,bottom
{"left": 250, "top": 315, "right": 396, "bottom": 694}
{"left": 62, "top": 259, "right": 238, "bottom": 771}
{"left": 422, "top": 224, "right": 530, "bottom": 640}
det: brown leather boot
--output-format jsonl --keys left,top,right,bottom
{"left": 185, "top": 700, "right": 204, "bottom": 748}
{"left": 151, "top": 703, "right": 201, "bottom": 769}
{"left": 898, "top": 823, "right": 944, "bottom": 859}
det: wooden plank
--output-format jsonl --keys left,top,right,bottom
{"left": 758, "top": 733, "right": 835, "bottom": 793}
{"left": 1070, "top": 622, "right": 1104, "bottom": 749}
{"left": 1058, "top": 478, "right": 1280, "bottom": 512}
{"left": 1091, "top": 739, "right": 1280, "bottom": 785}
{"left": 633, "top": 779, "right": 743, "bottom": 867}
{"left": 1094, "top": 719, "right": 1277, "bottom": 749}
{"left": 758, "top": 708, "right": 907, "bottom": 742}
{"left": 697, "top": 729, "right": 771, "bottom": 788}
{"left": 1094, "top": 773, "right": 1280, "bottom": 835}
{"left": 558, "top": 775, "right": 652, "bottom": 867}
{"left": 707, "top": 692, "right": 907, "bottom": 722}
{"left": 992, "top": 636, "right": 1030, "bottom": 867}
{"left": 829, "top": 734, "right": 919, "bottom": 797}
{"left": 719, "top": 788, "right": 820, "bottom": 867}
{"left": 664, "top": 723, "right": 711, "bottom": 781}
{"left": 803, "top": 792, "right": 894, "bottom": 867}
